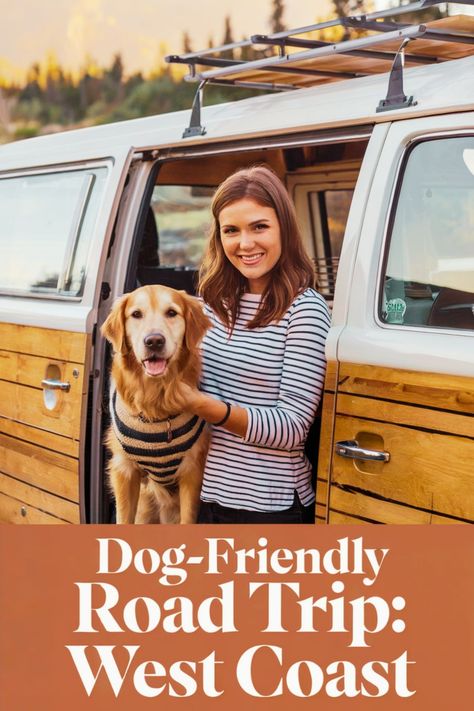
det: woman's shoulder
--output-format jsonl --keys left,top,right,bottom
{"left": 289, "top": 288, "right": 331, "bottom": 319}
{"left": 200, "top": 298, "right": 214, "bottom": 317}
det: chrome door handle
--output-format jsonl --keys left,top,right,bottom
{"left": 335, "top": 439, "right": 390, "bottom": 463}
{"left": 41, "top": 378, "right": 71, "bottom": 392}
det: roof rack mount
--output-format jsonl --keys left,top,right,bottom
{"left": 165, "top": 0, "right": 474, "bottom": 138}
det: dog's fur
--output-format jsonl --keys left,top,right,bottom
{"left": 101, "top": 285, "right": 210, "bottom": 524}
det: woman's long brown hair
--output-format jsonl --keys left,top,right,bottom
{"left": 199, "top": 165, "right": 315, "bottom": 331}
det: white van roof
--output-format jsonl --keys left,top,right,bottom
{"left": 1, "top": 53, "right": 473, "bottom": 171}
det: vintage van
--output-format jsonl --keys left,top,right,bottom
{"left": 0, "top": 4, "right": 473, "bottom": 525}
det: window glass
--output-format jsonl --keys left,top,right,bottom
{"left": 307, "top": 188, "right": 353, "bottom": 300}
{"left": 325, "top": 189, "right": 353, "bottom": 258}
{"left": 0, "top": 166, "right": 107, "bottom": 297}
{"left": 381, "top": 137, "right": 474, "bottom": 330}
{"left": 151, "top": 185, "right": 214, "bottom": 268}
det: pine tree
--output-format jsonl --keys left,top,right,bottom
{"left": 221, "top": 15, "right": 235, "bottom": 59}
{"left": 332, "top": 1, "right": 368, "bottom": 40}
{"left": 182, "top": 31, "right": 193, "bottom": 55}
{"left": 384, "top": 0, "right": 446, "bottom": 23}
{"left": 109, "top": 54, "right": 124, "bottom": 84}
{"left": 222, "top": 16, "right": 234, "bottom": 45}
{"left": 103, "top": 54, "right": 124, "bottom": 103}
{"left": 270, "top": 0, "right": 286, "bottom": 34}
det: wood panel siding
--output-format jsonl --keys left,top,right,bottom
{"left": 0, "top": 492, "right": 71, "bottom": 524}
{"left": 0, "top": 434, "right": 79, "bottom": 501}
{"left": 0, "top": 381, "right": 83, "bottom": 439}
{"left": 0, "top": 323, "right": 87, "bottom": 363}
{"left": 0, "top": 416, "right": 79, "bottom": 458}
{"left": 324, "top": 363, "right": 474, "bottom": 524}
{"left": 0, "top": 324, "right": 90, "bottom": 524}
{"left": 338, "top": 363, "right": 474, "bottom": 416}
{"left": 0, "top": 473, "right": 80, "bottom": 524}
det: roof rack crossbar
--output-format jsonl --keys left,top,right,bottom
{"left": 172, "top": 53, "right": 363, "bottom": 80}
{"left": 251, "top": 34, "right": 439, "bottom": 65}
{"left": 190, "top": 25, "right": 427, "bottom": 83}
{"left": 246, "top": 0, "right": 467, "bottom": 44}
{"left": 421, "top": 28, "right": 474, "bottom": 44}
{"left": 203, "top": 78, "right": 298, "bottom": 91}
{"left": 343, "top": 17, "right": 474, "bottom": 45}
{"left": 176, "top": 38, "right": 254, "bottom": 62}
{"left": 168, "top": 54, "right": 246, "bottom": 70}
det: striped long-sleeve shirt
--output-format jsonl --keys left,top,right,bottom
{"left": 200, "top": 288, "right": 331, "bottom": 511}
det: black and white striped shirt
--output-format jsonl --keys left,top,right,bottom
{"left": 200, "top": 288, "right": 331, "bottom": 511}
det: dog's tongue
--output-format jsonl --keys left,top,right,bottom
{"left": 144, "top": 358, "right": 167, "bottom": 376}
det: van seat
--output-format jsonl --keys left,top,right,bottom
{"left": 427, "top": 288, "right": 474, "bottom": 330}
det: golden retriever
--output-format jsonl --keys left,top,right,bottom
{"left": 101, "top": 285, "right": 210, "bottom": 524}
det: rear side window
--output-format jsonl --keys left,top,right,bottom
{"left": 0, "top": 166, "right": 107, "bottom": 298}
{"left": 380, "top": 136, "right": 474, "bottom": 331}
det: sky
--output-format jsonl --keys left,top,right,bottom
{"left": 0, "top": 0, "right": 333, "bottom": 83}
{"left": 1, "top": 1, "right": 471, "bottom": 84}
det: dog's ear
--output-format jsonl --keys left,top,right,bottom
{"left": 101, "top": 293, "right": 129, "bottom": 354}
{"left": 182, "top": 294, "right": 211, "bottom": 353}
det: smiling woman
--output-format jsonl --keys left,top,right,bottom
{"left": 178, "top": 166, "right": 332, "bottom": 524}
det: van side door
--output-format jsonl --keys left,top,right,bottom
{"left": 0, "top": 147, "right": 132, "bottom": 523}
{"left": 319, "top": 113, "right": 474, "bottom": 524}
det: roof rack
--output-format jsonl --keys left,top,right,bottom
{"left": 166, "top": 0, "right": 474, "bottom": 138}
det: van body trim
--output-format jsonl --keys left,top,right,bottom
{"left": 151, "top": 125, "right": 373, "bottom": 162}
{"left": 0, "top": 159, "right": 114, "bottom": 180}
{"left": 0, "top": 291, "right": 83, "bottom": 302}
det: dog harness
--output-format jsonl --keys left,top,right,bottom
{"left": 110, "top": 388, "right": 205, "bottom": 488}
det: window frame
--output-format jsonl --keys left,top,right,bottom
{"left": 376, "top": 131, "right": 474, "bottom": 334}
{"left": 0, "top": 160, "right": 111, "bottom": 301}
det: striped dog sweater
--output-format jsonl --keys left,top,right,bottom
{"left": 110, "top": 388, "right": 205, "bottom": 486}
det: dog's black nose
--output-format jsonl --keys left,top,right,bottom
{"left": 144, "top": 332, "right": 166, "bottom": 351}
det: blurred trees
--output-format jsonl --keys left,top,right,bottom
{"left": 270, "top": 0, "right": 286, "bottom": 33}
{"left": 3, "top": 0, "right": 450, "bottom": 143}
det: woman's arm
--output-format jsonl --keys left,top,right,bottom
{"left": 243, "top": 292, "right": 330, "bottom": 449}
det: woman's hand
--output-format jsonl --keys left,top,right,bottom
{"left": 172, "top": 381, "right": 204, "bottom": 413}
{"left": 173, "top": 381, "right": 248, "bottom": 437}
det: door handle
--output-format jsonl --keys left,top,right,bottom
{"left": 335, "top": 439, "right": 390, "bottom": 463}
{"left": 41, "top": 378, "right": 71, "bottom": 392}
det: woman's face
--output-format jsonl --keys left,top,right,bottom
{"left": 218, "top": 198, "right": 282, "bottom": 294}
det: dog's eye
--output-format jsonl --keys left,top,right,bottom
{"left": 131, "top": 310, "right": 143, "bottom": 319}
{"left": 166, "top": 308, "right": 178, "bottom": 318}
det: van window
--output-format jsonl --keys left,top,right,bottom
{"left": 380, "top": 136, "right": 474, "bottom": 331}
{"left": 151, "top": 185, "right": 214, "bottom": 268}
{"left": 0, "top": 166, "right": 107, "bottom": 297}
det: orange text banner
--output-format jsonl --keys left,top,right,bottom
{"left": 0, "top": 525, "right": 472, "bottom": 710}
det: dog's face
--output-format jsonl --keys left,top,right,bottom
{"left": 102, "top": 285, "right": 209, "bottom": 379}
